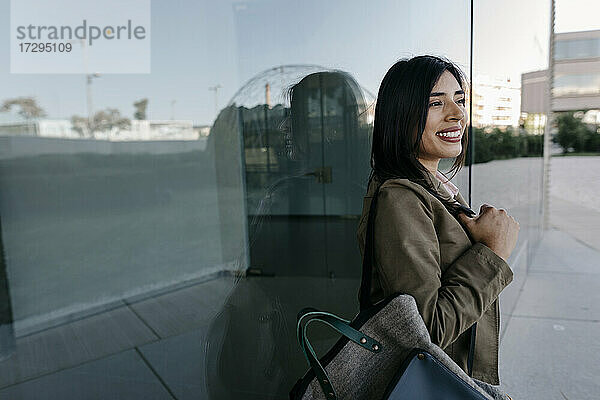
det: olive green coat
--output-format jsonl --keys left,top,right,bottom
{"left": 356, "top": 170, "right": 513, "bottom": 385}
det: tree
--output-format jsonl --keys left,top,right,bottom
{"left": 553, "top": 112, "right": 591, "bottom": 153}
{"left": 71, "top": 108, "right": 130, "bottom": 138}
{"left": 491, "top": 127, "right": 521, "bottom": 159}
{"left": 470, "top": 127, "right": 494, "bottom": 163}
{"left": 133, "top": 98, "right": 148, "bottom": 120}
{"left": 584, "top": 126, "right": 600, "bottom": 153}
{"left": 522, "top": 132, "right": 544, "bottom": 156}
{"left": 0, "top": 97, "right": 46, "bottom": 119}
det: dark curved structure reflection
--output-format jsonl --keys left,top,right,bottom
{"left": 248, "top": 70, "right": 372, "bottom": 278}
{"left": 206, "top": 68, "right": 374, "bottom": 399}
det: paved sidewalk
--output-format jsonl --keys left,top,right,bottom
{"left": 548, "top": 196, "right": 600, "bottom": 251}
{"left": 499, "top": 195, "right": 600, "bottom": 399}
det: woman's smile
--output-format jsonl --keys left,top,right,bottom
{"left": 435, "top": 126, "right": 462, "bottom": 142}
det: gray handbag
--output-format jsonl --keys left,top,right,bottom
{"left": 290, "top": 183, "right": 509, "bottom": 400}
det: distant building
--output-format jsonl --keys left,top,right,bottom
{"left": 472, "top": 75, "right": 521, "bottom": 129}
{"left": 38, "top": 120, "right": 81, "bottom": 139}
{"left": 113, "top": 120, "right": 198, "bottom": 141}
{"left": 0, "top": 112, "right": 37, "bottom": 136}
{"left": 0, "top": 114, "right": 206, "bottom": 141}
{"left": 519, "top": 68, "right": 547, "bottom": 135}
{"left": 194, "top": 125, "right": 211, "bottom": 138}
{"left": 521, "top": 29, "right": 600, "bottom": 114}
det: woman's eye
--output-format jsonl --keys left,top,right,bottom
{"left": 429, "top": 98, "right": 466, "bottom": 107}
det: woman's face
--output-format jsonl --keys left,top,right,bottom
{"left": 417, "top": 70, "right": 467, "bottom": 170}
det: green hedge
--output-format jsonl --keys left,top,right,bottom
{"left": 552, "top": 112, "right": 600, "bottom": 154}
{"left": 465, "top": 127, "right": 544, "bottom": 164}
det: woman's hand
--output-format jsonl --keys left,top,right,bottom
{"left": 457, "top": 204, "right": 520, "bottom": 262}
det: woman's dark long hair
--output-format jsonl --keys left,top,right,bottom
{"left": 369, "top": 55, "right": 469, "bottom": 216}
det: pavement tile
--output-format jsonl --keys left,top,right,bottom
{"left": 0, "top": 350, "right": 172, "bottom": 400}
{"left": 529, "top": 228, "right": 600, "bottom": 274}
{"left": 128, "top": 276, "right": 235, "bottom": 338}
{"left": 549, "top": 196, "right": 600, "bottom": 252}
{"left": 510, "top": 273, "right": 600, "bottom": 321}
{"left": 136, "top": 276, "right": 360, "bottom": 400}
{"left": 137, "top": 329, "right": 208, "bottom": 400}
{"left": 499, "top": 316, "right": 600, "bottom": 400}
{"left": 0, "top": 306, "right": 157, "bottom": 388}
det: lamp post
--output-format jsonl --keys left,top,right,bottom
{"left": 209, "top": 84, "right": 222, "bottom": 120}
{"left": 170, "top": 100, "right": 176, "bottom": 120}
{"left": 67, "top": 38, "right": 101, "bottom": 136}
{"left": 87, "top": 73, "right": 101, "bottom": 128}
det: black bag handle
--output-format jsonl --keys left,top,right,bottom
{"left": 358, "top": 179, "right": 477, "bottom": 376}
{"left": 296, "top": 309, "right": 382, "bottom": 400}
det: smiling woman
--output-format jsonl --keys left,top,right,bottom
{"left": 357, "top": 55, "right": 519, "bottom": 398}
{"left": 368, "top": 55, "right": 471, "bottom": 216}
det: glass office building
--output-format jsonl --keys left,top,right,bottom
{"left": 0, "top": 0, "right": 549, "bottom": 398}
{"left": 522, "top": 29, "right": 600, "bottom": 112}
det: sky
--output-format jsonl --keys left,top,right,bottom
{"left": 1, "top": 0, "right": 599, "bottom": 126}
{"left": 555, "top": 0, "right": 600, "bottom": 33}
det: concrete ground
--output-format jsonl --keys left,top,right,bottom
{"left": 1, "top": 156, "right": 598, "bottom": 399}
{"left": 499, "top": 194, "right": 600, "bottom": 399}
{"left": 3, "top": 211, "right": 594, "bottom": 400}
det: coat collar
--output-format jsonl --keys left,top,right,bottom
{"left": 367, "top": 169, "right": 468, "bottom": 207}
{"left": 425, "top": 169, "right": 456, "bottom": 201}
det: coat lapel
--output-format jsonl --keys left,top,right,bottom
{"left": 423, "top": 169, "right": 459, "bottom": 203}
{"left": 453, "top": 191, "right": 469, "bottom": 208}
{"left": 364, "top": 170, "right": 470, "bottom": 209}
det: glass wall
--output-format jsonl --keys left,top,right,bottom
{"left": 555, "top": 37, "right": 600, "bottom": 60}
{"left": 554, "top": 73, "right": 600, "bottom": 96}
{"left": 0, "top": 0, "right": 547, "bottom": 398}
{"left": 472, "top": 0, "right": 549, "bottom": 334}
